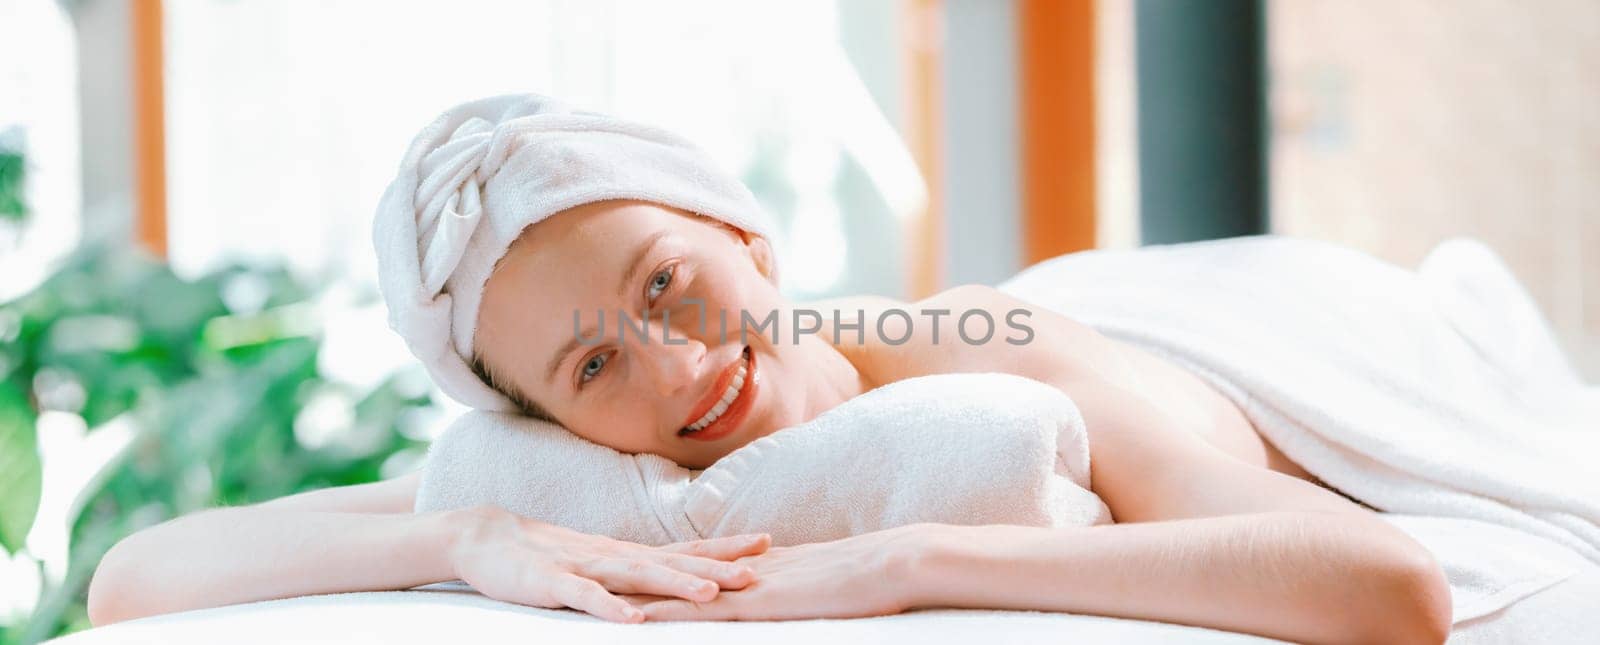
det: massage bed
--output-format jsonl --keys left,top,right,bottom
{"left": 45, "top": 556, "right": 1600, "bottom": 645}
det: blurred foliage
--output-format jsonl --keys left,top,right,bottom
{"left": 0, "top": 132, "right": 23, "bottom": 223}
{"left": 0, "top": 381, "right": 39, "bottom": 556}
{"left": 0, "top": 244, "right": 432, "bottom": 644}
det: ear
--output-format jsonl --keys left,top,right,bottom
{"left": 738, "top": 229, "right": 777, "bottom": 283}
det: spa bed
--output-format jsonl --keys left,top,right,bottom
{"left": 46, "top": 560, "right": 1600, "bottom": 645}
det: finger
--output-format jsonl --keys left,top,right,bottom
{"left": 575, "top": 557, "right": 721, "bottom": 602}
{"left": 655, "top": 533, "right": 772, "bottom": 560}
{"left": 553, "top": 574, "right": 645, "bottom": 624}
{"left": 642, "top": 594, "right": 741, "bottom": 622}
{"left": 619, "top": 592, "right": 672, "bottom": 608}
{"left": 649, "top": 552, "right": 756, "bottom": 589}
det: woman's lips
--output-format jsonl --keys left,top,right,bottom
{"left": 680, "top": 348, "right": 758, "bottom": 443}
{"left": 679, "top": 348, "right": 745, "bottom": 429}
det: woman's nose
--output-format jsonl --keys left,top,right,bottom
{"left": 629, "top": 322, "right": 706, "bottom": 397}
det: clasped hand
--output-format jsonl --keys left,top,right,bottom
{"left": 624, "top": 522, "right": 935, "bottom": 622}
{"left": 449, "top": 507, "right": 936, "bottom": 623}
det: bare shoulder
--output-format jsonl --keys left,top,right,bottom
{"left": 803, "top": 293, "right": 907, "bottom": 321}
{"left": 839, "top": 284, "right": 1126, "bottom": 386}
{"left": 251, "top": 470, "right": 420, "bottom": 514}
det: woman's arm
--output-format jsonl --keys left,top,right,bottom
{"left": 89, "top": 505, "right": 459, "bottom": 625}
{"left": 640, "top": 381, "right": 1450, "bottom": 641}
{"left": 642, "top": 285, "right": 1449, "bottom": 640}
{"left": 906, "top": 378, "right": 1452, "bottom": 645}
{"left": 88, "top": 471, "right": 771, "bottom": 626}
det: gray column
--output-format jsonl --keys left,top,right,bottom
{"left": 1135, "top": 0, "right": 1267, "bottom": 244}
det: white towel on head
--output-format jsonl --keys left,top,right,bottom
{"left": 372, "top": 93, "right": 778, "bottom": 412}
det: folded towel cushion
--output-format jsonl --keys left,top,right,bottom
{"left": 414, "top": 372, "right": 1112, "bottom": 546}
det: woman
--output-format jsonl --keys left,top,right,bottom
{"left": 87, "top": 95, "right": 1452, "bottom": 644}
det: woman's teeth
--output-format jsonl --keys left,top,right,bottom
{"left": 685, "top": 356, "right": 748, "bottom": 433}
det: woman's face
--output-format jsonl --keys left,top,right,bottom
{"left": 475, "top": 200, "right": 812, "bottom": 469}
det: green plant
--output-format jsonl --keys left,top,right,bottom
{"left": 0, "top": 128, "right": 25, "bottom": 223}
{"left": 0, "top": 375, "right": 39, "bottom": 556}
{"left": 0, "top": 244, "right": 432, "bottom": 643}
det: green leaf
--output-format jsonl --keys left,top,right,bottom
{"left": 0, "top": 145, "right": 26, "bottom": 223}
{"left": 0, "top": 380, "right": 41, "bottom": 554}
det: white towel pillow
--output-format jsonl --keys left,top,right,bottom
{"left": 414, "top": 373, "right": 1111, "bottom": 546}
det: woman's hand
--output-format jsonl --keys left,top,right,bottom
{"left": 448, "top": 506, "right": 772, "bottom": 623}
{"left": 628, "top": 523, "right": 934, "bottom": 622}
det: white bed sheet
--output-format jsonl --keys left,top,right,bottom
{"left": 48, "top": 586, "right": 1284, "bottom": 645}
{"left": 48, "top": 565, "right": 1600, "bottom": 645}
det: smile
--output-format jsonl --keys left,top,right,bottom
{"left": 678, "top": 347, "right": 758, "bottom": 442}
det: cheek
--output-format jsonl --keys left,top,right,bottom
{"left": 702, "top": 260, "right": 777, "bottom": 315}
{"left": 563, "top": 393, "right": 659, "bottom": 451}
{"left": 688, "top": 274, "right": 748, "bottom": 321}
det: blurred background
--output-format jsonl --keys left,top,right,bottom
{"left": 1, "top": 0, "right": 1596, "bottom": 641}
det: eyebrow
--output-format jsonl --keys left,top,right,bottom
{"left": 618, "top": 230, "right": 672, "bottom": 301}
{"left": 545, "top": 334, "right": 586, "bottom": 386}
{"left": 543, "top": 230, "right": 672, "bottom": 386}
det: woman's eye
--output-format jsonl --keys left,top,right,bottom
{"left": 646, "top": 266, "right": 674, "bottom": 302}
{"left": 580, "top": 352, "right": 610, "bottom": 383}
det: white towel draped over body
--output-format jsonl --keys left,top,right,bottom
{"left": 1000, "top": 235, "right": 1600, "bottom": 564}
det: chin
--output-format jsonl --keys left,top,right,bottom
{"left": 691, "top": 448, "right": 737, "bottom": 470}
